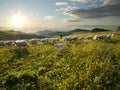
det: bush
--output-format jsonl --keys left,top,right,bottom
{"left": 10, "top": 47, "right": 30, "bottom": 59}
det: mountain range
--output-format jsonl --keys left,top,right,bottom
{"left": 0, "top": 28, "right": 113, "bottom": 40}
{"left": 35, "top": 28, "right": 111, "bottom": 36}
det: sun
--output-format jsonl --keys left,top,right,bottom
{"left": 11, "top": 15, "right": 25, "bottom": 27}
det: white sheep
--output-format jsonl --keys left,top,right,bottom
{"left": 14, "top": 40, "right": 28, "bottom": 47}
{"left": 105, "top": 34, "right": 111, "bottom": 40}
{"left": 79, "top": 36, "right": 85, "bottom": 40}
{"left": 111, "top": 34, "right": 114, "bottom": 37}
{"left": 50, "top": 38, "right": 59, "bottom": 43}
{"left": 4, "top": 41, "right": 14, "bottom": 46}
{"left": 86, "top": 35, "right": 93, "bottom": 40}
{"left": 72, "top": 36, "right": 78, "bottom": 41}
{"left": 54, "top": 43, "right": 64, "bottom": 49}
{"left": 93, "top": 35, "right": 99, "bottom": 40}
{"left": 40, "top": 38, "right": 49, "bottom": 42}
{"left": 64, "top": 36, "right": 72, "bottom": 41}
{"left": 29, "top": 38, "right": 38, "bottom": 43}
{"left": 99, "top": 34, "right": 106, "bottom": 40}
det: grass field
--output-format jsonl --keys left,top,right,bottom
{"left": 0, "top": 31, "right": 120, "bottom": 90}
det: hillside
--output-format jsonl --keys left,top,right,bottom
{"left": 91, "top": 28, "right": 110, "bottom": 32}
{"left": 35, "top": 28, "right": 110, "bottom": 36}
{"left": 0, "top": 30, "right": 44, "bottom": 40}
{"left": 35, "top": 30, "right": 53, "bottom": 35}
{"left": 0, "top": 31, "right": 120, "bottom": 90}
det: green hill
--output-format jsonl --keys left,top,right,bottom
{"left": 0, "top": 30, "right": 44, "bottom": 40}
{"left": 91, "top": 28, "right": 110, "bottom": 32}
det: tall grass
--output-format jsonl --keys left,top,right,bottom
{"left": 0, "top": 31, "right": 120, "bottom": 90}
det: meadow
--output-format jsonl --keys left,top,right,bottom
{"left": 0, "top": 31, "right": 120, "bottom": 90}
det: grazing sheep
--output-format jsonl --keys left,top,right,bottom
{"left": 49, "top": 38, "right": 59, "bottom": 43}
{"left": 72, "top": 36, "right": 78, "bottom": 41}
{"left": 93, "top": 35, "right": 99, "bottom": 40}
{"left": 0, "top": 41, "right": 4, "bottom": 46}
{"left": 4, "top": 41, "right": 14, "bottom": 46}
{"left": 40, "top": 38, "right": 49, "bottom": 42}
{"left": 14, "top": 40, "right": 28, "bottom": 47}
{"left": 105, "top": 34, "right": 111, "bottom": 40}
{"left": 111, "top": 34, "right": 114, "bottom": 37}
{"left": 86, "top": 35, "right": 93, "bottom": 40}
{"left": 79, "top": 36, "right": 85, "bottom": 40}
{"left": 99, "top": 35, "right": 106, "bottom": 40}
{"left": 54, "top": 43, "right": 64, "bottom": 49}
{"left": 29, "top": 38, "right": 38, "bottom": 43}
{"left": 64, "top": 36, "right": 72, "bottom": 41}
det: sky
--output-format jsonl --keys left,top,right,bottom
{"left": 0, "top": 0, "right": 120, "bottom": 32}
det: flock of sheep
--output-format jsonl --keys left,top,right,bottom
{"left": 0, "top": 33, "right": 114, "bottom": 49}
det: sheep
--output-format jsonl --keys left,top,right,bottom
{"left": 111, "top": 34, "right": 114, "bottom": 37}
{"left": 105, "top": 34, "right": 111, "bottom": 40}
{"left": 86, "top": 35, "right": 93, "bottom": 40}
{"left": 0, "top": 41, "right": 4, "bottom": 46}
{"left": 49, "top": 38, "right": 59, "bottom": 43}
{"left": 72, "top": 36, "right": 78, "bottom": 41}
{"left": 99, "top": 34, "right": 106, "bottom": 40}
{"left": 54, "top": 43, "right": 64, "bottom": 49}
{"left": 29, "top": 38, "right": 38, "bottom": 43}
{"left": 79, "top": 36, "right": 85, "bottom": 40}
{"left": 93, "top": 35, "right": 99, "bottom": 40}
{"left": 40, "top": 38, "right": 49, "bottom": 42}
{"left": 4, "top": 41, "right": 14, "bottom": 46}
{"left": 64, "top": 36, "right": 72, "bottom": 41}
{"left": 14, "top": 40, "right": 28, "bottom": 47}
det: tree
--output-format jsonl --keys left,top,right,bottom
{"left": 117, "top": 26, "right": 120, "bottom": 31}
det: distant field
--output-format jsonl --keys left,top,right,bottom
{"left": 0, "top": 31, "right": 120, "bottom": 90}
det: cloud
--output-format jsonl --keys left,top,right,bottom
{"left": 70, "top": 0, "right": 89, "bottom": 3}
{"left": 63, "top": 18, "right": 80, "bottom": 22}
{"left": 65, "top": 6, "right": 79, "bottom": 11}
{"left": 56, "top": 6, "right": 79, "bottom": 12}
{"left": 43, "top": 16, "right": 54, "bottom": 20}
{"left": 64, "top": 0, "right": 120, "bottom": 22}
{"left": 102, "top": 0, "right": 120, "bottom": 6}
{"left": 56, "top": 2, "right": 68, "bottom": 6}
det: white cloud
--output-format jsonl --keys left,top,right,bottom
{"left": 64, "top": 4, "right": 120, "bottom": 22}
{"left": 63, "top": 18, "right": 79, "bottom": 22}
{"left": 102, "top": 0, "right": 120, "bottom": 6}
{"left": 56, "top": 2, "right": 68, "bottom": 6}
{"left": 43, "top": 16, "right": 54, "bottom": 20}
{"left": 70, "top": 0, "right": 89, "bottom": 3}
{"left": 65, "top": 6, "right": 79, "bottom": 11}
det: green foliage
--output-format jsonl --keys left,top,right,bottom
{"left": 4, "top": 73, "right": 39, "bottom": 90}
{"left": 0, "top": 31, "right": 120, "bottom": 90}
{"left": 9, "top": 47, "right": 30, "bottom": 59}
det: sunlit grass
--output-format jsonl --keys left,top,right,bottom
{"left": 0, "top": 31, "right": 120, "bottom": 89}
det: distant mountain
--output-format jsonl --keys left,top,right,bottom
{"left": 35, "top": 29, "right": 89, "bottom": 36}
{"left": 0, "top": 30, "right": 44, "bottom": 40}
{"left": 91, "top": 28, "right": 110, "bottom": 32}
{"left": 35, "top": 30, "right": 53, "bottom": 35}
{"left": 69, "top": 29, "right": 89, "bottom": 34}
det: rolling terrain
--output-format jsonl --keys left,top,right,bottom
{"left": 35, "top": 28, "right": 111, "bottom": 36}
{"left": 0, "top": 30, "right": 44, "bottom": 40}
{"left": 0, "top": 31, "right": 120, "bottom": 90}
